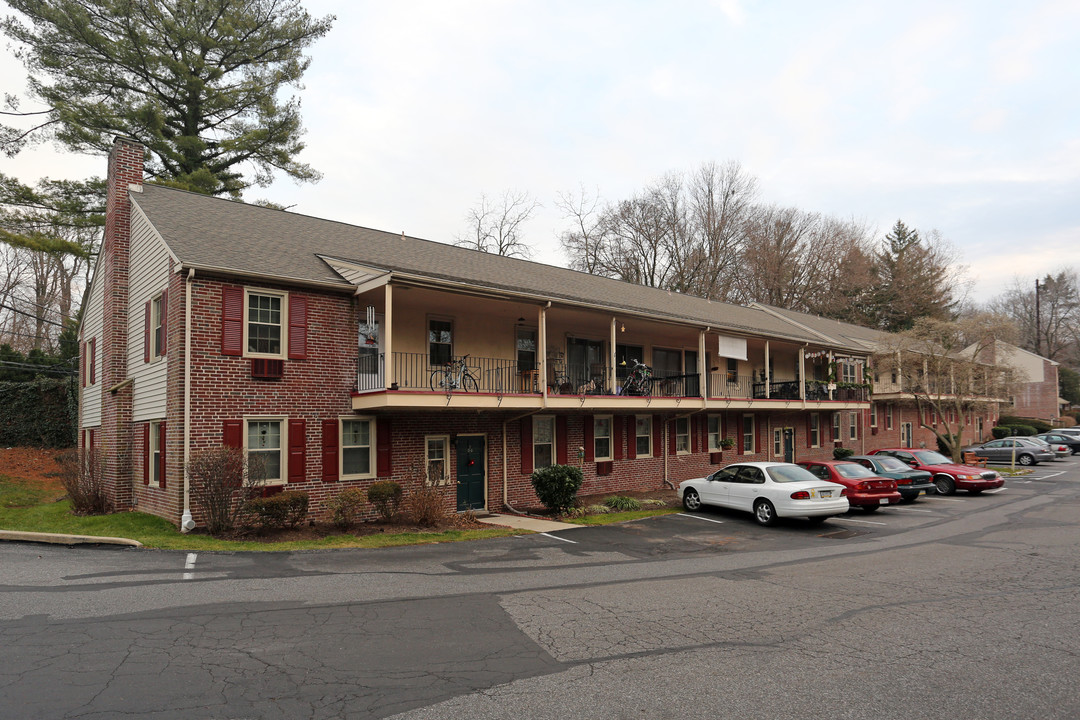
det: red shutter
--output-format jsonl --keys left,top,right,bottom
{"left": 80, "top": 342, "right": 86, "bottom": 387}
{"left": 584, "top": 415, "right": 594, "bottom": 462}
{"left": 158, "top": 422, "right": 167, "bottom": 489}
{"left": 322, "top": 419, "right": 339, "bottom": 482}
{"left": 142, "top": 424, "right": 151, "bottom": 485}
{"left": 288, "top": 419, "right": 307, "bottom": 483}
{"left": 556, "top": 416, "right": 568, "bottom": 464}
{"left": 376, "top": 418, "right": 392, "bottom": 477}
{"left": 614, "top": 416, "right": 625, "bottom": 460}
{"left": 222, "top": 286, "right": 244, "bottom": 356}
{"left": 89, "top": 338, "right": 96, "bottom": 383}
{"left": 144, "top": 301, "right": 151, "bottom": 363}
{"left": 653, "top": 414, "right": 662, "bottom": 457}
{"left": 669, "top": 419, "right": 677, "bottom": 454}
{"left": 288, "top": 295, "right": 307, "bottom": 359}
{"left": 521, "top": 418, "right": 533, "bottom": 474}
{"left": 223, "top": 419, "right": 242, "bottom": 449}
{"left": 627, "top": 416, "right": 637, "bottom": 459}
{"left": 160, "top": 290, "right": 168, "bottom": 355}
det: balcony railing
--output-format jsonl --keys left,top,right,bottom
{"left": 708, "top": 374, "right": 754, "bottom": 399}
{"left": 648, "top": 373, "right": 702, "bottom": 398}
{"left": 552, "top": 363, "right": 612, "bottom": 395}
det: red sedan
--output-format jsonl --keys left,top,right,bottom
{"left": 797, "top": 460, "right": 902, "bottom": 512}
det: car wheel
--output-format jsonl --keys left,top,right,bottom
{"left": 934, "top": 475, "right": 956, "bottom": 496}
{"left": 753, "top": 499, "right": 777, "bottom": 526}
{"left": 862, "top": 504, "right": 880, "bottom": 513}
{"left": 682, "top": 489, "right": 702, "bottom": 512}
{"left": 1018, "top": 454, "right": 1034, "bottom": 466}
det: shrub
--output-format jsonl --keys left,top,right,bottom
{"left": 56, "top": 448, "right": 111, "bottom": 515}
{"left": 404, "top": 483, "right": 447, "bottom": 527}
{"left": 1058, "top": 415, "right": 1076, "bottom": 427}
{"left": 832, "top": 447, "right": 854, "bottom": 460}
{"left": 1011, "top": 424, "right": 1037, "bottom": 437}
{"left": 936, "top": 434, "right": 960, "bottom": 456}
{"left": 991, "top": 426, "right": 1011, "bottom": 439}
{"left": 325, "top": 488, "right": 366, "bottom": 530}
{"left": 530, "top": 464, "right": 583, "bottom": 514}
{"left": 999, "top": 416, "right": 1052, "bottom": 434}
{"left": 603, "top": 495, "right": 641, "bottom": 511}
{"left": 244, "top": 490, "right": 309, "bottom": 531}
{"left": 187, "top": 445, "right": 265, "bottom": 536}
{"left": 367, "top": 480, "right": 403, "bottom": 520}
{"left": 585, "top": 504, "right": 610, "bottom": 515}
{"left": 0, "top": 377, "right": 76, "bottom": 447}
{"left": 640, "top": 498, "right": 668, "bottom": 508}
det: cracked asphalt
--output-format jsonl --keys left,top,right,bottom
{"left": 2, "top": 461, "right": 1079, "bottom": 719}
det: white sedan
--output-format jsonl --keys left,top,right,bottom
{"left": 678, "top": 462, "right": 849, "bottom": 526}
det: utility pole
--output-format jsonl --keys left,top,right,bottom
{"left": 1034, "top": 278, "right": 1042, "bottom": 357}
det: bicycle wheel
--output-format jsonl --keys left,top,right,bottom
{"left": 463, "top": 372, "right": 479, "bottom": 393}
{"left": 429, "top": 369, "right": 445, "bottom": 391}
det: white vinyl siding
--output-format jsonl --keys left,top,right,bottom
{"left": 80, "top": 269, "right": 105, "bottom": 428}
{"left": 128, "top": 203, "right": 173, "bottom": 422}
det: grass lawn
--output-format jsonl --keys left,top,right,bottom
{"left": 562, "top": 507, "right": 681, "bottom": 525}
{"left": 0, "top": 473, "right": 521, "bottom": 551}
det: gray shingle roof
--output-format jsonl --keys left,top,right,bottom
{"left": 132, "top": 183, "right": 845, "bottom": 346}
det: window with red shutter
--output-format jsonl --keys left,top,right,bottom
{"left": 288, "top": 419, "right": 307, "bottom": 482}
{"left": 158, "top": 422, "right": 167, "bottom": 490}
{"left": 89, "top": 338, "right": 96, "bottom": 384}
{"left": 221, "top": 286, "right": 244, "bottom": 356}
{"left": 288, "top": 296, "right": 307, "bottom": 359}
{"left": 223, "top": 420, "right": 242, "bottom": 449}
{"left": 142, "top": 424, "right": 151, "bottom": 485}
{"left": 160, "top": 290, "right": 168, "bottom": 355}
{"left": 376, "top": 418, "right": 392, "bottom": 477}
{"left": 556, "top": 416, "right": 568, "bottom": 464}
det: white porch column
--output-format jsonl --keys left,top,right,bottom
{"left": 540, "top": 304, "right": 548, "bottom": 399}
{"left": 698, "top": 329, "right": 707, "bottom": 400}
{"left": 799, "top": 347, "right": 806, "bottom": 401}
{"left": 384, "top": 283, "right": 393, "bottom": 388}
{"left": 610, "top": 317, "right": 617, "bottom": 394}
{"left": 764, "top": 340, "right": 771, "bottom": 398}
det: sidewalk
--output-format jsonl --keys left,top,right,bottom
{"left": 476, "top": 513, "right": 582, "bottom": 533}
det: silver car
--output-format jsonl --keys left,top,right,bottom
{"left": 963, "top": 437, "right": 1055, "bottom": 466}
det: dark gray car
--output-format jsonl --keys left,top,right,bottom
{"left": 1036, "top": 433, "right": 1080, "bottom": 455}
{"left": 963, "top": 438, "right": 1055, "bottom": 465}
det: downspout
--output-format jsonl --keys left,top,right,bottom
{"left": 180, "top": 268, "right": 196, "bottom": 532}
{"left": 502, "top": 409, "right": 541, "bottom": 514}
{"left": 663, "top": 417, "right": 672, "bottom": 489}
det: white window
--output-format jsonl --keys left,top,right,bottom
{"left": 886, "top": 404, "right": 894, "bottom": 430}
{"left": 635, "top": 415, "right": 652, "bottom": 457}
{"left": 150, "top": 294, "right": 165, "bottom": 361}
{"left": 429, "top": 318, "right": 453, "bottom": 366}
{"left": 534, "top": 416, "right": 555, "bottom": 469}
{"left": 849, "top": 412, "right": 859, "bottom": 441}
{"left": 149, "top": 421, "right": 162, "bottom": 487}
{"left": 773, "top": 428, "right": 783, "bottom": 457}
{"left": 247, "top": 419, "right": 284, "bottom": 484}
{"left": 809, "top": 413, "right": 820, "bottom": 448}
{"left": 832, "top": 412, "right": 841, "bottom": 443}
{"left": 842, "top": 362, "right": 856, "bottom": 383}
{"left": 245, "top": 290, "right": 287, "bottom": 357}
{"left": 341, "top": 418, "right": 374, "bottom": 479}
{"left": 594, "top": 416, "right": 612, "bottom": 461}
{"left": 707, "top": 415, "right": 722, "bottom": 451}
{"left": 870, "top": 403, "right": 877, "bottom": 427}
{"left": 426, "top": 435, "right": 449, "bottom": 485}
{"left": 742, "top": 414, "right": 755, "bottom": 453}
{"left": 675, "top": 417, "right": 690, "bottom": 454}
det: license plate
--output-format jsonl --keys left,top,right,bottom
{"left": 880, "top": 498, "right": 890, "bottom": 504}
{"left": 820, "top": 490, "right": 832, "bottom": 498}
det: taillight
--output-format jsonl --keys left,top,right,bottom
{"left": 897, "top": 479, "right": 911, "bottom": 485}
{"left": 840, "top": 488, "right": 849, "bottom": 497}
{"left": 790, "top": 491, "right": 810, "bottom": 499}
{"left": 857, "top": 482, "right": 870, "bottom": 492}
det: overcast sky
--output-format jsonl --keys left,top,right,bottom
{"left": 3, "top": 0, "right": 1078, "bottom": 305}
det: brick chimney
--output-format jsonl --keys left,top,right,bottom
{"left": 99, "top": 136, "right": 144, "bottom": 510}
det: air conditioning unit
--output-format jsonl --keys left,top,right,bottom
{"left": 251, "top": 358, "right": 284, "bottom": 379}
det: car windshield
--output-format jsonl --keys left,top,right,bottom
{"left": 873, "top": 456, "right": 911, "bottom": 472}
{"left": 767, "top": 465, "right": 821, "bottom": 483}
{"left": 833, "top": 463, "right": 877, "bottom": 479}
{"left": 913, "top": 450, "right": 951, "bottom": 464}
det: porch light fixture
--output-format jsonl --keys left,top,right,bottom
{"left": 620, "top": 323, "right": 625, "bottom": 332}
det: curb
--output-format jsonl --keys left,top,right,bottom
{"left": 0, "top": 529, "right": 142, "bottom": 547}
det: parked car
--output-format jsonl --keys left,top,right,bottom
{"left": 678, "top": 462, "right": 849, "bottom": 526}
{"left": 962, "top": 438, "right": 1055, "bottom": 465}
{"left": 1035, "top": 433, "right": 1080, "bottom": 455}
{"left": 869, "top": 448, "right": 1004, "bottom": 496}
{"left": 797, "top": 460, "right": 902, "bottom": 512}
{"left": 1027, "top": 435, "right": 1071, "bottom": 458}
{"left": 849, "top": 454, "right": 936, "bottom": 502}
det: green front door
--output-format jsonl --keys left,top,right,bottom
{"left": 456, "top": 435, "right": 486, "bottom": 511}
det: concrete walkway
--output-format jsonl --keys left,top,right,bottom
{"left": 475, "top": 513, "right": 582, "bottom": 533}
{"left": 0, "top": 529, "right": 142, "bottom": 547}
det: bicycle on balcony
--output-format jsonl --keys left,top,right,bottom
{"left": 430, "top": 355, "right": 480, "bottom": 393}
{"left": 619, "top": 359, "right": 652, "bottom": 396}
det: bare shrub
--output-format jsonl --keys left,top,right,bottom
{"left": 56, "top": 448, "right": 111, "bottom": 515}
{"left": 187, "top": 446, "right": 265, "bottom": 536}
{"left": 404, "top": 483, "right": 448, "bottom": 527}
{"left": 325, "top": 488, "right": 365, "bottom": 530}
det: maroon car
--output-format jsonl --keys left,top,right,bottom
{"left": 797, "top": 460, "right": 901, "bottom": 512}
{"left": 869, "top": 448, "right": 1004, "bottom": 496}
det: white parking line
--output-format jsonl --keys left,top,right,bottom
{"left": 1031, "top": 471, "right": 1065, "bottom": 480}
{"left": 985, "top": 487, "right": 1006, "bottom": 494}
{"left": 833, "top": 516, "right": 887, "bottom": 526}
{"left": 540, "top": 532, "right": 578, "bottom": 544}
{"left": 891, "top": 507, "right": 935, "bottom": 513}
{"left": 183, "top": 553, "right": 197, "bottom": 580}
{"left": 676, "top": 512, "right": 725, "bottom": 525}
{"left": 926, "top": 497, "right": 966, "bottom": 502}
